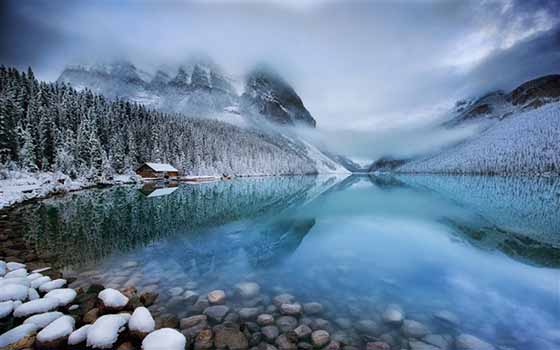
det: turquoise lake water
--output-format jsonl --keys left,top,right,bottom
{"left": 17, "top": 175, "right": 560, "bottom": 349}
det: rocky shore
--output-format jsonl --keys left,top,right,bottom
{"left": 0, "top": 210, "right": 500, "bottom": 350}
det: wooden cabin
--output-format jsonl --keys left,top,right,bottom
{"left": 136, "top": 162, "right": 179, "bottom": 179}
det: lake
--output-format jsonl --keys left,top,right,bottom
{"left": 11, "top": 175, "right": 560, "bottom": 349}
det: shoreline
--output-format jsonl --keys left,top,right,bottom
{"left": 1, "top": 208, "right": 500, "bottom": 350}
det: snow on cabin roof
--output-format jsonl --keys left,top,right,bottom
{"left": 147, "top": 187, "right": 178, "bottom": 198}
{"left": 143, "top": 162, "right": 178, "bottom": 172}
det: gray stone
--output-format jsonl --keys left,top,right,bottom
{"left": 276, "top": 334, "right": 297, "bottom": 350}
{"left": 310, "top": 318, "right": 332, "bottom": 332}
{"left": 214, "top": 323, "right": 249, "bottom": 350}
{"left": 195, "top": 328, "right": 214, "bottom": 350}
{"left": 382, "top": 305, "right": 404, "bottom": 325}
{"left": 354, "top": 320, "right": 381, "bottom": 336}
{"left": 455, "top": 334, "right": 495, "bottom": 350}
{"left": 311, "top": 330, "right": 330, "bottom": 348}
{"left": 261, "top": 326, "right": 280, "bottom": 342}
{"left": 181, "top": 315, "right": 208, "bottom": 329}
{"left": 402, "top": 320, "right": 430, "bottom": 338}
{"left": 422, "top": 334, "right": 452, "bottom": 350}
{"left": 184, "top": 291, "right": 200, "bottom": 304}
{"left": 204, "top": 305, "right": 230, "bottom": 323}
{"left": 294, "top": 325, "right": 313, "bottom": 339}
{"left": 208, "top": 290, "right": 226, "bottom": 304}
{"left": 272, "top": 294, "right": 295, "bottom": 307}
{"left": 303, "top": 302, "right": 323, "bottom": 315}
{"left": 235, "top": 282, "right": 261, "bottom": 299}
{"left": 276, "top": 316, "right": 298, "bottom": 332}
{"left": 334, "top": 318, "right": 352, "bottom": 329}
{"left": 280, "top": 303, "right": 302, "bottom": 316}
{"left": 257, "top": 314, "right": 275, "bottom": 326}
{"left": 239, "top": 307, "right": 262, "bottom": 320}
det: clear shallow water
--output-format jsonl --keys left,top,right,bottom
{"left": 16, "top": 175, "right": 560, "bottom": 349}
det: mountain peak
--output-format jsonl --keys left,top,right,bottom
{"left": 241, "top": 66, "right": 316, "bottom": 128}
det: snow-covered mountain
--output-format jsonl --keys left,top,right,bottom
{"left": 399, "top": 75, "right": 560, "bottom": 175}
{"left": 56, "top": 59, "right": 349, "bottom": 174}
{"left": 58, "top": 58, "right": 239, "bottom": 118}
{"left": 57, "top": 59, "right": 317, "bottom": 128}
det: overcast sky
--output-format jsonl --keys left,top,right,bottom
{"left": 1, "top": 0, "right": 559, "bottom": 159}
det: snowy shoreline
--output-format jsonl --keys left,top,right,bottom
{"left": 0, "top": 171, "right": 140, "bottom": 210}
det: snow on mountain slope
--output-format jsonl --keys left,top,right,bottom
{"left": 398, "top": 102, "right": 560, "bottom": 175}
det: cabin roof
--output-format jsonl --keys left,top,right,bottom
{"left": 140, "top": 162, "right": 178, "bottom": 172}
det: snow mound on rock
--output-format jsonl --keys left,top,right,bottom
{"left": 39, "top": 278, "right": 66, "bottom": 293}
{"left": 98, "top": 288, "right": 129, "bottom": 308}
{"left": 129, "top": 307, "right": 155, "bottom": 333}
{"left": 86, "top": 313, "right": 130, "bottom": 349}
{"left": 0, "top": 300, "right": 14, "bottom": 319}
{"left": 142, "top": 328, "right": 186, "bottom": 350}
{"left": 23, "top": 311, "right": 64, "bottom": 329}
{"left": 13, "top": 297, "right": 59, "bottom": 317}
{"left": 37, "top": 315, "right": 75, "bottom": 343}
{"left": 68, "top": 324, "right": 91, "bottom": 345}
{"left": 44, "top": 288, "right": 77, "bottom": 306}
{"left": 0, "top": 323, "right": 38, "bottom": 348}
{"left": 0, "top": 284, "right": 29, "bottom": 302}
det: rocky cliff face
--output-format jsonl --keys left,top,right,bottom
{"left": 241, "top": 67, "right": 316, "bottom": 128}
{"left": 57, "top": 60, "right": 316, "bottom": 128}
{"left": 445, "top": 74, "right": 560, "bottom": 127}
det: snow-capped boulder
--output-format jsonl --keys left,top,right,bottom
{"left": 68, "top": 324, "right": 91, "bottom": 346}
{"left": 129, "top": 306, "right": 155, "bottom": 338}
{"left": 0, "top": 300, "right": 14, "bottom": 319}
{"left": 36, "top": 315, "right": 75, "bottom": 348}
{"left": 26, "top": 272, "right": 43, "bottom": 282}
{"left": 142, "top": 328, "right": 186, "bottom": 350}
{"left": 0, "top": 261, "right": 6, "bottom": 277}
{"left": 13, "top": 297, "right": 60, "bottom": 318}
{"left": 6, "top": 262, "right": 25, "bottom": 271}
{"left": 0, "top": 323, "right": 38, "bottom": 349}
{"left": 28, "top": 288, "right": 40, "bottom": 301}
{"left": 31, "top": 276, "right": 51, "bottom": 289}
{"left": 0, "top": 284, "right": 28, "bottom": 302}
{"left": 4, "top": 268, "right": 27, "bottom": 279}
{"left": 86, "top": 313, "right": 130, "bottom": 349}
{"left": 44, "top": 288, "right": 77, "bottom": 307}
{"left": 39, "top": 278, "right": 66, "bottom": 293}
{"left": 98, "top": 288, "right": 129, "bottom": 311}
{"left": 0, "top": 277, "right": 30, "bottom": 287}
{"left": 23, "top": 311, "right": 64, "bottom": 329}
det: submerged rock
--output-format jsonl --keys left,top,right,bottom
{"left": 280, "top": 303, "right": 302, "bottom": 316}
{"left": 204, "top": 305, "right": 230, "bottom": 323}
{"left": 276, "top": 316, "right": 298, "bottom": 332}
{"left": 273, "top": 294, "right": 295, "bottom": 307}
{"left": 214, "top": 323, "right": 249, "bottom": 350}
{"left": 382, "top": 304, "right": 404, "bottom": 325}
{"left": 235, "top": 282, "right": 261, "bottom": 299}
{"left": 311, "top": 330, "right": 330, "bottom": 348}
{"left": 303, "top": 302, "right": 323, "bottom": 315}
{"left": 261, "top": 325, "right": 280, "bottom": 342}
{"left": 401, "top": 320, "right": 430, "bottom": 338}
{"left": 455, "top": 334, "right": 495, "bottom": 350}
{"left": 208, "top": 290, "right": 226, "bottom": 304}
{"left": 257, "top": 314, "right": 274, "bottom": 326}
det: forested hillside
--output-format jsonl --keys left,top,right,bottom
{"left": 0, "top": 66, "right": 321, "bottom": 179}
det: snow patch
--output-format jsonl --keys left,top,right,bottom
{"left": 13, "top": 297, "right": 60, "bottom": 317}
{"left": 86, "top": 313, "right": 130, "bottom": 349}
{"left": 23, "top": 311, "right": 64, "bottom": 329}
{"left": 36, "top": 315, "right": 75, "bottom": 343}
{"left": 142, "top": 328, "right": 186, "bottom": 350}
{"left": 0, "top": 284, "right": 29, "bottom": 302}
{"left": 129, "top": 307, "right": 155, "bottom": 333}
{"left": 98, "top": 288, "right": 129, "bottom": 308}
